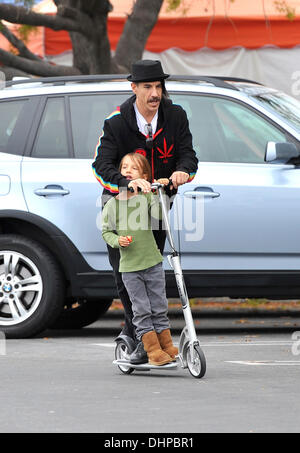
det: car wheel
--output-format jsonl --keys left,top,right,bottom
{"left": 49, "top": 298, "right": 113, "bottom": 329}
{"left": 0, "top": 234, "right": 65, "bottom": 338}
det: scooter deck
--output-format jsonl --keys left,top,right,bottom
{"left": 113, "top": 359, "right": 178, "bottom": 370}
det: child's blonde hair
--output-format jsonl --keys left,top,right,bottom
{"left": 119, "top": 152, "right": 152, "bottom": 182}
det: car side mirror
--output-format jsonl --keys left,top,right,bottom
{"left": 264, "top": 142, "right": 300, "bottom": 164}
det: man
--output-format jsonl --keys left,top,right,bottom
{"left": 92, "top": 59, "right": 198, "bottom": 363}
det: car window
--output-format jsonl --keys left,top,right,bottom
{"left": 32, "top": 97, "right": 69, "bottom": 158}
{"left": 69, "top": 93, "right": 129, "bottom": 159}
{"left": 0, "top": 99, "right": 27, "bottom": 154}
{"left": 171, "top": 94, "right": 288, "bottom": 163}
{"left": 251, "top": 91, "right": 300, "bottom": 130}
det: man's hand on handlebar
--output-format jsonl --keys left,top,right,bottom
{"left": 128, "top": 175, "right": 188, "bottom": 194}
{"left": 128, "top": 178, "right": 151, "bottom": 194}
{"left": 169, "top": 171, "right": 189, "bottom": 189}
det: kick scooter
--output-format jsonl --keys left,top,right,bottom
{"left": 113, "top": 181, "right": 206, "bottom": 379}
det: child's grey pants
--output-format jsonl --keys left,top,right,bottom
{"left": 121, "top": 263, "right": 170, "bottom": 340}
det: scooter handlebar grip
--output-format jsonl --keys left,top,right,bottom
{"left": 128, "top": 186, "right": 142, "bottom": 193}
{"left": 128, "top": 179, "right": 172, "bottom": 193}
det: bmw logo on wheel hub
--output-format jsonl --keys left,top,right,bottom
{"left": 2, "top": 283, "right": 12, "bottom": 293}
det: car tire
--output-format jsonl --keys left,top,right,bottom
{"left": 0, "top": 234, "right": 65, "bottom": 338}
{"left": 49, "top": 298, "right": 113, "bottom": 329}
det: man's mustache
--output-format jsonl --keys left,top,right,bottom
{"left": 148, "top": 97, "right": 161, "bottom": 103}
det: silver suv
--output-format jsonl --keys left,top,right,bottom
{"left": 1, "top": 75, "right": 300, "bottom": 338}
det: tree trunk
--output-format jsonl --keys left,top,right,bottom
{"left": 0, "top": 0, "right": 113, "bottom": 76}
{"left": 0, "top": 0, "right": 163, "bottom": 77}
{"left": 56, "top": 0, "right": 113, "bottom": 74}
{"left": 68, "top": 7, "right": 111, "bottom": 74}
{"left": 113, "top": 0, "right": 164, "bottom": 72}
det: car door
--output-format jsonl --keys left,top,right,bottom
{"left": 171, "top": 93, "right": 300, "bottom": 271}
{"left": 0, "top": 97, "right": 39, "bottom": 211}
{"left": 21, "top": 92, "right": 128, "bottom": 271}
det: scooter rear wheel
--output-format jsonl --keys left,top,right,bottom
{"left": 115, "top": 341, "right": 134, "bottom": 375}
{"left": 186, "top": 344, "right": 206, "bottom": 379}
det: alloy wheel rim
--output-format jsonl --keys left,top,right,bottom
{"left": 0, "top": 251, "right": 43, "bottom": 326}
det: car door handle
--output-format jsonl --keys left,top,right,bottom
{"left": 34, "top": 185, "right": 70, "bottom": 197}
{"left": 184, "top": 187, "right": 220, "bottom": 199}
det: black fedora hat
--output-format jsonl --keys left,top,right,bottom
{"left": 127, "top": 59, "right": 169, "bottom": 83}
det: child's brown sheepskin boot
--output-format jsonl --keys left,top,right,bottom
{"left": 142, "top": 331, "right": 172, "bottom": 366}
{"left": 157, "top": 329, "right": 178, "bottom": 361}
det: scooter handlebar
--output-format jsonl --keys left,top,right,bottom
{"left": 128, "top": 179, "right": 172, "bottom": 193}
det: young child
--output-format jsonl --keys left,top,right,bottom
{"left": 101, "top": 152, "right": 178, "bottom": 366}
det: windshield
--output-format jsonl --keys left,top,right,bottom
{"left": 251, "top": 91, "right": 300, "bottom": 130}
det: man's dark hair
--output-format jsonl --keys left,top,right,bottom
{"left": 161, "top": 80, "right": 169, "bottom": 98}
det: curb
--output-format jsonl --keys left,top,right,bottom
{"left": 106, "top": 308, "right": 300, "bottom": 319}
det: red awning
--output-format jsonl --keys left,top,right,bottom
{"left": 43, "top": 15, "right": 300, "bottom": 55}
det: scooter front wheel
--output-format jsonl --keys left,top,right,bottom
{"left": 115, "top": 341, "right": 134, "bottom": 375}
{"left": 186, "top": 344, "right": 206, "bottom": 379}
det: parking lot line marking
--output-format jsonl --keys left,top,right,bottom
{"left": 90, "top": 343, "right": 115, "bottom": 347}
{"left": 201, "top": 341, "right": 293, "bottom": 347}
{"left": 225, "top": 360, "right": 300, "bottom": 366}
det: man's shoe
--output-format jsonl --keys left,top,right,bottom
{"left": 130, "top": 341, "right": 148, "bottom": 364}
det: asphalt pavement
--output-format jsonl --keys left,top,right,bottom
{"left": 1, "top": 327, "right": 300, "bottom": 434}
{"left": 1, "top": 306, "right": 300, "bottom": 434}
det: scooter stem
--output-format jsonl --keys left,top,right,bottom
{"left": 168, "top": 253, "right": 198, "bottom": 344}
{"left": 156, "top": 186, "right": 176, "bottom": 252}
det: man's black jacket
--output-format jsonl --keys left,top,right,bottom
{"left": 92, "top": 94, "right": 198, "bottom": 195}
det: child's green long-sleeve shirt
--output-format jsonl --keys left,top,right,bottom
{"left": 101, "top": 192, "right": 163, "bottom": 273}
